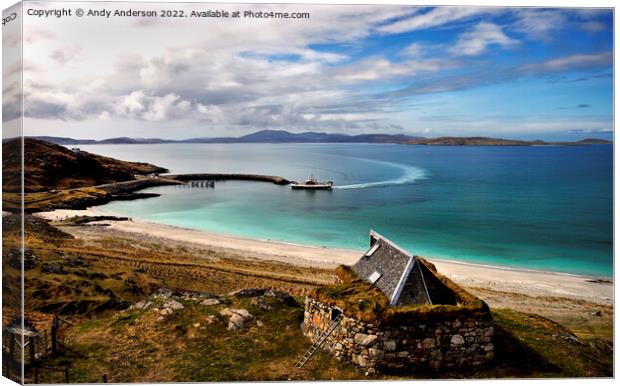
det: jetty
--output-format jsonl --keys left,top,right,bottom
{"left": 96, "top": 177, "right": 182, "bottom": 194}
{"left": 163, "top": 173, "right": 291, "bottom": 185}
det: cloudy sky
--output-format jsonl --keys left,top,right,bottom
{"left": 3, "top": 2, "right": 614, "bottom": 140}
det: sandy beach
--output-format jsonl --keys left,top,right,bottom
{"left": 36, "top": 208, "right": 614, "bottom": 306}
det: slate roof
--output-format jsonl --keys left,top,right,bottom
{"left": 351, "top": 230, "right": 456, "bottom": 306}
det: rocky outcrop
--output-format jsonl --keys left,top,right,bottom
{"left": 229, "top": 288, "right": 266, "bottom": 298}
{"left": 265, "top": 290, "right": 298, "bottom": 307}
{"left": 219, "top": 308, "right": 253, "bottom": 330}
{"left": 163, "top": 299, "right": 184, "bottom": 310}
{"left": 127, "top": 288, "right": 291, "bottom": 330}
{"left": 129, "top": 288, "right": 223, "bottom": 322}
{"left": 41, "top": 262, "right": 65, "bottom": 274}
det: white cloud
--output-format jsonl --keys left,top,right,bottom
{"left": 50, "top": 47, "right": 82, "bottom": 64}
{"left": 402, "top": 43, "right": 423, "bottom": 57}
{"left": 377, "top": 7, "right": 495, "bottom": 34}
{"left": 139, "top": 49, "right": 197, "bottom": 89}
{"left": 23, "top": 26, "right": 54, "bottom": 44}
{"left": 511, "top": 9, "right": 567, "bottom": 41}
{"left": 116, "top": 91, "right": 146, "bottom": 115}
{"left": 522, "top": 52, "right": 612, "bottom": 72}
{"left": 581, "top": 21, "right": 606, "bottom": 32}
{"left": 450, "top": 22, "right": 517, "bottom": 56}
{"left": 112, "top": 92, "right": 196, "bottom": 122}
{"left": 17, "top": 4, "right": 470, "bottom": 134}
{"left": 142, "top": 94, "right": 182, "bottom": 121}
{"left": 16, "top": 3, "right": 612, "bottom": 139}
{"left": 332, "top": 57, "right": 446, "bottom": 82}
{"left": 196, "top": 104, "right": 225, "bottom": 123}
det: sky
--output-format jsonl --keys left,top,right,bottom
{"left": 2, "top": 2, "right": 614, "bottom": 140}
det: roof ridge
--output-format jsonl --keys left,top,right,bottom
{"left": 369, "top": 229, "right": 413, "bottom": 258}
{"left": 389, "top": 255, "right": 416, "bottom": 305}
{"left": 416, "top": 258, "right": 432, "bottom": 305}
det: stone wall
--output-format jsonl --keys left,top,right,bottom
{"left": 302, "top": 297, "right": 494, "bottom": 373}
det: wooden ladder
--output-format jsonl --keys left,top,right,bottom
{"left": 296, "top": 314, "right": 344, "bottom": 369}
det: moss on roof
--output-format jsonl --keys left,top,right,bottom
{"left": 309, "top": 259, "right": 491, "bottom": 325}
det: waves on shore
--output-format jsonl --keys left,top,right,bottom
{"left": 334, "top": 158, "right": 428, "bottom": 190}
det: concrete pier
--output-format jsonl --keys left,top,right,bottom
{"left": 164, "top": 173, "right": 290, "bottom": 185}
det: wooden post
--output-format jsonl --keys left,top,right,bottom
{"left": 51, "top": 317, "right": 58, "bottom": 355}
{"left": 29, "top": 336, "right": 36, "bottom": 364}
{"left": 64, "top": 366, "right": 69, "bottom": 383}
{"left": 8, "top": 335, "right": 16, "bottom": 362}
{"left": 102, "top": 374, "right": 108, "bottom": 383}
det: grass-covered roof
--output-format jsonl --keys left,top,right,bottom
{"left": 310, "top": 258, "right": 491, "bottom": 325}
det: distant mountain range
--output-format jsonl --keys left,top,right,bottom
{"left": 28, "top": 130, "right": 611, "bottom": 146}
{"left": 32, "top": 130, "right": 422, "bottom": 145}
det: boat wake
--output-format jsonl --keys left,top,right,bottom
{"left": 333, "top": 159, "right": 428, "bottom": 190}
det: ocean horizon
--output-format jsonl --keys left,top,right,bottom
{"left": 81, "top": 142, "right": 613, "bottom": 277}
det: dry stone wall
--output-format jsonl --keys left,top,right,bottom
{"left": 303, "top": 297, "right": 494, "bottom": 373}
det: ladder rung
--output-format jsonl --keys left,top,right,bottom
{"left": 296, "top": 315, "right": 344, "bottom": 369}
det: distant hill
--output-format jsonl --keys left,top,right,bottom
{"left": 408, "top": 137, "right": 541, "bottom": 146}
{"left": 29, "top": 130, "right": 422, "bottom": 145}
{"left": 29, "top": 136, "right": 169, "bottom": 145}
{"left": 576, "top": 138, "right": 612, "bottom": 145}
{"left": 407, "top": 137, "right": 612, "bottom": 146}
{"left": 2, "top": 138, "right": 168, "bottom": 193}
{"left": 201, "top": 130, "right": 419, "bottom": 143}
{"left": 23, "top": 130, "right": 611, "bottom": 146}
{"left": 97, "top": 137, "right": 170, "bottom": 144}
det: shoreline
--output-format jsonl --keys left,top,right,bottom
{"left": 35, "top": 208, "right": 614, "bottom": 305}
{"left": 43, "top": 206, "right": 613, "bottom": 281}
{"left": 428, "top": 256, "right": 613, "bottom": 281}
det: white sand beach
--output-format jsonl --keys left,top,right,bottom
{"left": 36, "top": 208, "right": 614, "bottom": 306}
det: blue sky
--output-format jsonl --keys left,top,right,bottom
{"left": 7, "top": 3, "right": 614, "bottom": 140}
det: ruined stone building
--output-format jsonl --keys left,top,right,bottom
{"left": 302, "top": 230, "right": 495, "bottom": 373}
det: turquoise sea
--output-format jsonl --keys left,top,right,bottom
{"left": 82, "top": 143, "right": 613, "bottom": 277}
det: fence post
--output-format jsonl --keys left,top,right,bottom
{"left": 51, "top": 317, "right": 58, "bottom": 355}
{"left": 8, "top": 335, "right": 15, "bottom": 362}
{"left": 29, "top": 336, "right": 36, "bottom": 364}
{"left": 43, "top": 330, "right": 48, "bottom": 352}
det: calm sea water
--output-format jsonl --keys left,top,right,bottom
{"left": 82, "top": 143, "right": 613, "bottom": 277}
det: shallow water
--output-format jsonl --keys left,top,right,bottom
{"left": 83, "top": 143, "right": 613, "bottom": 277}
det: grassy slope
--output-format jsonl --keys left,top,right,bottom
{"left": 4, "top": 216, "right": 613, "bottom": 382}
{"left": 51, "top": 296, "right": 363, "bottom": 383}
{"left": 35, "top": 300, "right": 612, "bottom": 383}
{"left": 3, "top": 187, "right": 110, "bottom": 212}
{"left": 482, "top": 309, "right": 613, "bottom": 378}
{"left": 3, "top": 215, "right": 164, "bottom": 316}
{"left": 2, "top": 138, "right": 167, "bottom": 193}
{"left": 4, "top": 213, "right": 333, "bottom": 317}
{"left": 469, "top": 286, "right": 613, "bottom": 342}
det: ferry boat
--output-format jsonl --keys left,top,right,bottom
{"left": 291, "top": 174, "right": 333, "bottom": 190}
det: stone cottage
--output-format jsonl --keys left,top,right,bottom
{"left": 302, "top": 230, "right": 495, "bottom": 373}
